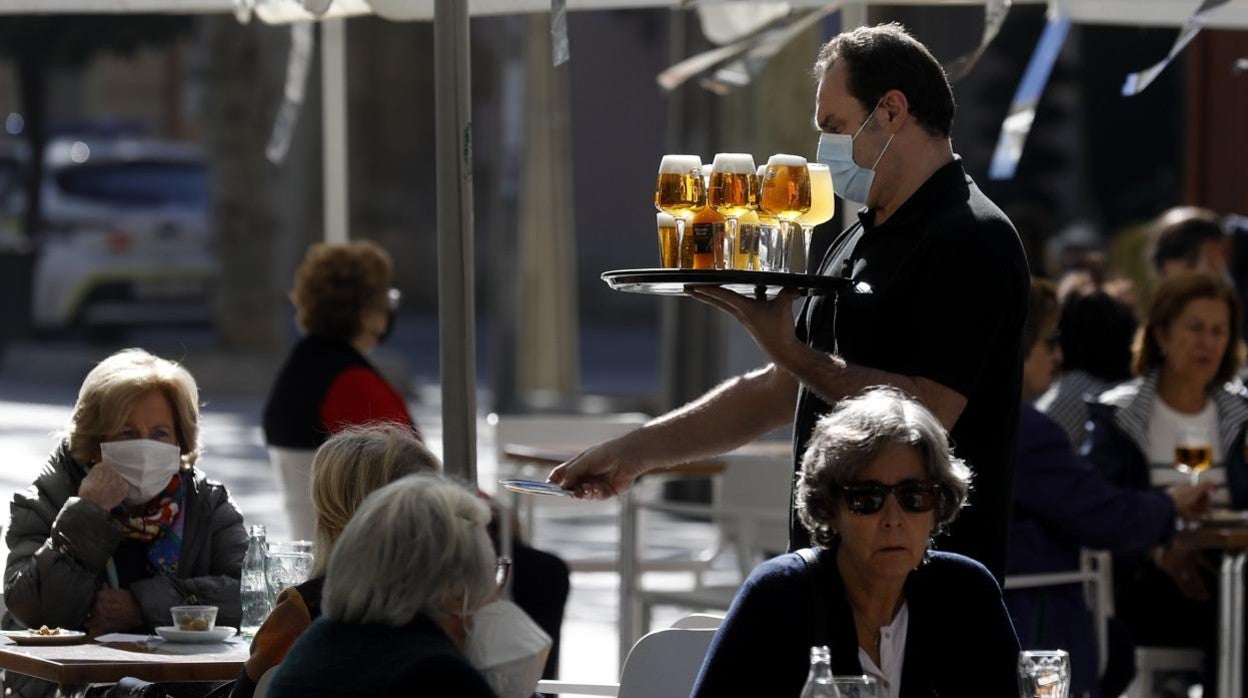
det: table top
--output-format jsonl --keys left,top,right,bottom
{"left": 0, "top": 636, "right": 249, "bottom": 686}
{"left": 1177, "top": 525, "right": 1248, "bottom": 551}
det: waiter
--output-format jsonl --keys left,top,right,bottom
{"left": 550, "top": 23, "right": 1028, "bottom": 580}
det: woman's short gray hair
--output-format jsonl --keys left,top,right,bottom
{"left": 796, "top": 386, "right": 972, "bottom": 547}
{"left": 322, "top": 474, "right": 496, "bottom": 627}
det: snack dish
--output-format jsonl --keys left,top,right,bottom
{"left": 170, "top": 605, "right": 218, "bottom": 632}
{"left": 154, "top": 626, "right": 237, "bottom": 643}
{"left": 1, "top": 628, "right": 88, "bottom": 646}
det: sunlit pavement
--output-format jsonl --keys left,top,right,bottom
{"left": 0, "top": 340, "right": 727, "bottom": 693}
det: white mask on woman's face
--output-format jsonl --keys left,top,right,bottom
{"left": 463, "top": 600, "right": 552, "bottom": 698}
{"left": 99, "top": 439, "right": 183, "bottom": 505}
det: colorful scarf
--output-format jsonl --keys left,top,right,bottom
{"left": 110, "top": 473, "right": 186, "bottom": 579}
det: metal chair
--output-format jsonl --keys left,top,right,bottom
{"left": 537, "top": 619, "right": 718, "bottom": 698}
{"left": 1004, "top": 549, "right": 1114, "bottom": 676}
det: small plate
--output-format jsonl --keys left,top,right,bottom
{"left": 154, "top": 626, "right": 237, "bottom": 643}
{"left": 499, "top": 478, "right": 573, "bottom": 497}
{"left": 1, "top": 629, "right": 88, "bottom": 646}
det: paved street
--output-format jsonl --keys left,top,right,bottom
{"left": 0, "top": 335, "right": 728, "bottom": 691}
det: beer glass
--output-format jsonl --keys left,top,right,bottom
{"left": 760, "top": 154, "right": 812, "bottom": 273}
{"left": 1175, "top": 426, "right": 1214, "bottom": 485}
{"left": 708, "top": 153, "right": 757, "bottom": 269}
{"left": 793, "top": 163, "right": 835, "bottom": 274}
{"left": 654, "top": 155, "right": 705, "bottom": 268}
{"left": 656, "top": 212, "right": 679, "bottom": 268}
{"left": 755, "top": 164, "right": 782, "bottom": 271}
{"left": 1018, "top": 650, "right": 1070, "bottom": 698}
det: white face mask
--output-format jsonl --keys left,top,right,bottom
{"left": 815, "top": 101, "right": 894, "bottom": 207}
{"left": 99, "top": 439, "right": 183, "bottom": 505}
{"left": 462, "top": 600, "right": 552, "bottom": 698}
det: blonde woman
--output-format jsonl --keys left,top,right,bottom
{"left": 233, "top": 423, "right": 438, "bottom": 698}
{"left": 3, "top": 349, "right": 247, "bottom": 696}
{"left": 269, "top": 475, "right": 498, "bottom": 698}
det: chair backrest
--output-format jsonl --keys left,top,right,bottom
{"left": 670, "top": 613, "right": 724, "bottom": 630}
{"left": 617, "top": 628, "right": 717, "bottom": 698}
{"left": 714, "top": 453, "right": 793, "bottom": 578}
{"left": 254, "top": 664, "right": 280, "bottom": 698}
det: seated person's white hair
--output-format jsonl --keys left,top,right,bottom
{"left": 322, "top": 474, "right": 495, "bottom": 626}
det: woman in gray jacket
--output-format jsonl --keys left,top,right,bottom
{"left": 3, "top": 349, "right": 247, "bottom": 692}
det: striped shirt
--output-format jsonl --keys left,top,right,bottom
{"left": 1035, "top": 370, "right": 1107, "bottom": 450}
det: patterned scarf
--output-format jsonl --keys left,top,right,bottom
{"left": 111, "top": 473, "right": 186, "bottom": 579}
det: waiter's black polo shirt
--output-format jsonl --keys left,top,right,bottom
{"left": 792, "top": 158, "right": 1029, "bottom": 581}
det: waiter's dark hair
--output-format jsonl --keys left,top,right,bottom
{"left": 813, "top": 23, "right": 955, "bottom": 137}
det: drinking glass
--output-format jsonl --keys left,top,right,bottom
{"left": 1018, "top": 650, "right": 1070, "bottom": 698}
{"left": 794, "top": 163, "right": 835, "bottom": 273}
{"left": 266, "top": 541, "right": 314, "bottom": 604}
{"left": 759, "top": 154, "right": 812, "bottom": 273}
{"left": 708, "top": 153, "right": 757, "bottom": 269}
{"left": 656, "top": 211, "right": 679, "bottom": 268}
{"left": 654, "top": 155, "right": 704, "bottom": 268}
{"left": 1175, "top": 426, "right": 1214, "bottom": 485}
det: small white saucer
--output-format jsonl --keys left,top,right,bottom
{"left": 154, "top": 626, "right": 237, "bottom": 643}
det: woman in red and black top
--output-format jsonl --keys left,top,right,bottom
{"left": 263, "top": 240, "right": 417, "bottom": 539}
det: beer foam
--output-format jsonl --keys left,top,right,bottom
{"left": 766, "top": 153, "right": 808, "bottom": 167}
{"left": 656, "top": 211, "right": 676, "bottom": 225}
{"left": 711, "top": 152, "right": 756, "bottom": 174}
{"left": 659, "top": 154, "right": 703, "bottom": 174}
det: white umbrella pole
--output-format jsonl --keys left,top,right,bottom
{"left": 322, "top": 17, "right": 349, "bottom": 243}
{"left": 435, "top": 0, "right": 478, "bottom": 481}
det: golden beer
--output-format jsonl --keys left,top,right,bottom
{"left": 655, "top": 171, "right": 705, "bottom": 218}
{"left": 760, "top": 156, "right": 812, "bottom": 222}
{"left": 709, "top": 172, "right": 756, "bottom": 217}
{"left": 734, "top": 209, "right": 761, "bottom": 270}
{"left": 797, "top": 164, "right": 835, "bottom": 228}
{"left": 656, "top": 212, "right": 679, "bottom": 268}
{"left": 1176, "top": 446, "right": 1213, "bottom": 475}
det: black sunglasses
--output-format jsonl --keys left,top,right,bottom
{"left": 839, "top": 480, "right": 942, "bottom": 515}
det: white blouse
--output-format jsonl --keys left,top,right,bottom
{"left": 857, "top": 602, "right": 909, "bottom": 698}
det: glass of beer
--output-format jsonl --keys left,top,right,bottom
{"left": 793, "top": 163, "right": 835, "bottom": 274}
{"left": 654, "top": 155, "right": 705, "bottom": 268}
{"left": 754, "top": 164, "right": 780, "bottom": 271}
{"left": 760, "top": 154, "right": 812, "bottom": 273}
{"left": 656, "top": 212, "right": 679, "bottom": 268}
{"left": 1175, "top": 426, "right": 1214, "bottom": 485}
{"left": 708, "top": 153, "right": 757, "bottom": 269}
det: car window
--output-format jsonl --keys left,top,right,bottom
{"left": 54, "top": 161, "right": 207, "bottom": 210}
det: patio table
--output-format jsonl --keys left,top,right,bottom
{"left": 1175, "top": 525, "right": 1248, "bottom": 698}
{"left": 0, "top": 634, "right": 248, "bottom": 698}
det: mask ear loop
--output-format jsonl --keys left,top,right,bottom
{"left": 853, "top": 99, "right": 894, "bottom": 170}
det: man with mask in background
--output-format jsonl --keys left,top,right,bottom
{"left": 551, "top": 23, "right": 1029, "bottom": 580}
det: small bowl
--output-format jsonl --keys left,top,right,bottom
{"left": 170, "top": 605, "right": 218, "bottom": 633}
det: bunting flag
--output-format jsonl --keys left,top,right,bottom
{"left": 1122, "top": 0, "right": 1232, "bottom": 96}
{"left": 945, "top": 0, "right": 1013, "bottom": 82}
{"left": 552, "top": 0, "right": 571, "bottom": 66}
{"left": 988, "top": 14, "right": 1072, "bottom": 180}
{"left": 266, "top": 22, "right": 315, "bottom": 164}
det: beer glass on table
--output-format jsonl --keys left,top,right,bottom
{"left": 760, "top": 154, "right": 812, "bottom": 273}
{"left": 1175, "top": 426, "right": 1214, "bottom": 485}
{"left": 654, "top": 155, "right": 704, "bottom": 268}
{"left": 793, "top": 163, "right": 835, "bottom": 273}
{"left": 708, "top": 153, "right": 758, "bottom": 269}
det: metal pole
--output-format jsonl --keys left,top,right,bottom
{"left": 435, "top": 0, "right": 478, "bottom": 482}
{"left": 321, "top": 17, "right": 349, "bottom": 243}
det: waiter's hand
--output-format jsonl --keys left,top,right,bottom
{"left": 548, "top": 439, "right": 643, "bottom": 500}
{"left": 687, "top": 287, "right": 803, "bottom": 366}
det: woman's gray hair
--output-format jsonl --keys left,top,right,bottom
{"left": 322, "top": 474, "right": 496, "bottom": 627}
{"left": 796, "top": 386, "right": 972, "bottom": 547}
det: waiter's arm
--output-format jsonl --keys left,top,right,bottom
{"left": 688, "top": 288, "right": 966, "bottom": 430}
{"left": 548, "top": 363, "right": 798, "bottom": 498}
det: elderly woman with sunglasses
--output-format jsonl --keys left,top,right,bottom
{"left": 692, "top": 387, "right": 1019, "bottom": 698}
